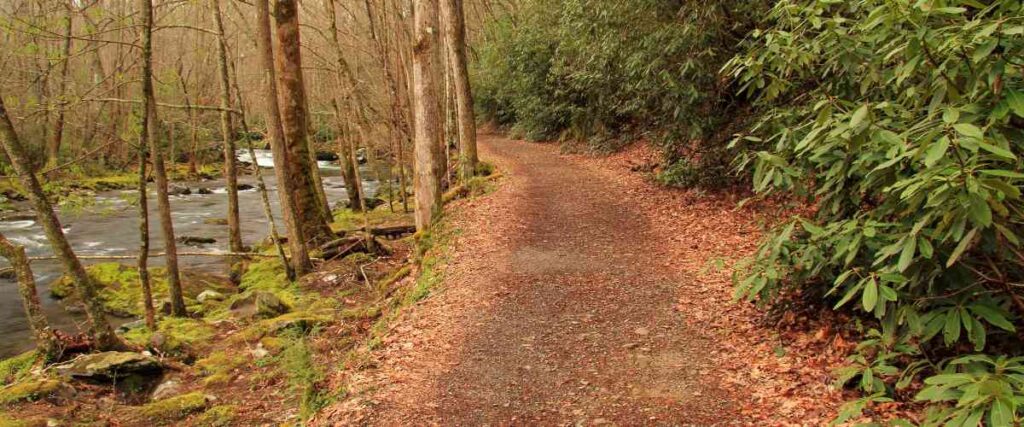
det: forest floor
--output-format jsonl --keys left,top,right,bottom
{"left": 320, "top": 133, "right": 860, "bottom": 425}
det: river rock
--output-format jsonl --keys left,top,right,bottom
{"left": 316, "top": 151, "right": 339, "bottom": 161}
{"left": 203, "top": 218, "right": 229, "bottom": 225}
{"left": 168, "top": 185, "right": 191, "bottom": 196}
{"left": 363, "top": 197, "right": 385, "bottom": 210}
{"left": 229, "top": 291, "right": 290, "bottom": 319}
{"left": 54, "top": 351, "right": 163, "bottom": 380}
{"left": 197, "top": 187, "right": 214, "bottom": 195}
{"left": 177, "top": 236, "right": 216, "bottom": 246}
{"left": 151, "top": 379, "right": 182, "bottom": 401}
{"left": 197, "top": 290, "right": 226, "bottom": 303}
{"left": 237, "top": 184, "right": 255, "bottom": 191}
{"left": 117, "top": 319, "right": 147, "bottom": 333}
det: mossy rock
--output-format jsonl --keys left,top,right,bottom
{"left": 229, "top": 291, "right": 291, "bottom": 319}
{"left": 260, "top": 310, "right": 333, "bottom": 334}
{"left": 193, "top": 404, "right": 237, "bottom": 426}
{"left": 51, "top": 263, "right": 233, "bottom": 317}
{"left": 0, "top": 379, "right": 63, "bottom": 405}
{"left": 195, "top": 351, "right": 247, "bottom": 382}
{"left": 53, "top": 351, "right": 162, "bottom": 381}
{"left": 134, "top": 392, "right": 208, "bottom": 422}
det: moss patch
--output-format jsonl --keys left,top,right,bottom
{"left": 123, "top": 317, "right": 216, "bottom": 354}
{"left": 135, "top": 391, "right": 208, "bottom": 421}
{"left": 0, "top": 352, "right": 37, "bottom": 386}
{"left": 0, "top": 379, "right": 61, "bottom": 405}
{"left": 51, "top": 263, "right": 232, "bottom": 317}
{"left": 195, "top": 351, "right": 247, "bottom": 386}
{"left": 193, "top": 404, "right": 237, "bottom": 426}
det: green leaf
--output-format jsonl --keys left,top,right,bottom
{"left": 954, "top": 123, "right": 984, "bottom": 140}
{"left": 862, "top": 277, "right": 879, "bottom": 312}
{"left": 850, "top": 104, "right": 869, "bottom": 128}
{"left": 990, "top": 398, "right": 1013, "bottom": 427}
{"left": 944, "top": 309, "right": 962, "bottom": 345}
{"left": 977, "top": 142, "right": 1016, "bottom": 160}
{"left": 925, "top": 136, "right": 950, "bottom": 167}
{"left": 898, "top": 237, "right": 916, "bottom": 272}
{"left": 1006, "top": 91, "right": 1024, "bottom": 118}
{"left": 980, "top": 169, "right": 1024, "bottom": 179}
{"left": 947, "top": 228, "right": 977, "bottom": 268}
{"left": 969, "top": 304, "right": 1017, "bottom": 332}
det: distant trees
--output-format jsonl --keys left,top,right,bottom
{"left": 440, "top": 0, "right": 478, "bottom": 180}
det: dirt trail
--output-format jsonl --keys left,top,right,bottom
{"left": 349, "top": 134, "right": 742, "bottom": 425}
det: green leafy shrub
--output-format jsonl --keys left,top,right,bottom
{"left": 726, "top": 0, "right": 1024, "bottom": 422}
{"left": 475, "top": 0, "right": 767, "bottom": 187}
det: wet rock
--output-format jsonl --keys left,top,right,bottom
{"left": 363, "top": 197, "right": 386, "bottom": 210}
{"left": 54, "top": 351, "right": 163, "bottom": 381}
{"left": 237, "top": 184, "right": 255, "bottom": 191}
{"left": 203, "top": 218, "right": 229, "bottom": 226}
{"left": 197, "top": 290, "right": 226, "bottom": 303}
{"left": 197, "top": 188, "right": 214, "bottom": 195}
{"left": 151, "top": 379, "right": 182, "bottom": 401}
{"left": 117, "top": 319, "right": 147, "bottom": 333}
{"left": 0, "top": 268, "right": 15, "bottom": 280}
{"left": 177, "top": 236, "right": 216, "bottom": 246}
{"left": 315, "top": 151, "right": 339, "bottom": 161}
{"left": 229, "top": 291, "right": 290, "bottom": 319}
{"left": 168, "top": 185, "right": 191, "bottom": 196}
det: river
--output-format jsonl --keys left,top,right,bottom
{"left": 0, "top": 150, "right": 385, "bottom": 357}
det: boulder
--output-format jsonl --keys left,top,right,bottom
{"left": 151, "top": 379, "right": 182, "bottom": 401}
{"left": 229, "top": 291, "right": 289, "bottom": 319}
{"left": 315, "top": 151, "right": 339, "bottom": 161}
{"left": 54, "top": 351, "right": 163, "bottom": 380}
{"left": 117, "top": 319, "right": 147, "bottom": 333}
{"left": 197, "top": 188, "right": 214, "bottom": 195}
{"left": 237, "top": 184, "right": 255, "bottom": 191}
{"left": 196, "top": 290, "right": 226, "bottom": 303}
{"left": 363, "top": 197, "right": 386, "bottom": 210}
{"left": 168, "top": 185, "right": 191, "bottom": 196}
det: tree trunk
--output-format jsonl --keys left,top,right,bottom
{"left": 255, "top": 0, "right": 311, "bottom": 276}
{"left": 47, "top": 2, "right": 73, "bottom": 169}
{"left": 325, "top": 0, "right": 365, "bottom": 212}
{"left": 141, "top": 0, "right": 187, "bottom": 317}
{"left": 440, "top": 0, "right": 477, "bottom": 180}
{"left": 230, "top": 59, "right": 295, "bottom": 280}
{"left": 0, "top": 232, "right": 58, "bottom": 360}
{"left": 0, "top": 93, "right": 122, "bottom": 351}
{"left": 412, "top": 0, "right": 444, "bottom": 230}
{"left": 136, "top": 0, "right": 157, "bottom": 329}
{"left": 212, "top": 0, "right": 243, "bottom": 285}
{"left": 273, "top": 0, "right": 333, "bottom": 243}
{"left": 365, "top": 0, "right": 410, "bottom": 213}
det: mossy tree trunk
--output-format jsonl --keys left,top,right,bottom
{"left": 255, "top": 0, "right": 312, "bottom": 276}
{"left": 136, "top": 0, "right": 158, "bottom": 329}
{"left": 0, "top": 232, "right": 58, "bottom": 361}
{"left": 0, "top": 92, "right": 123, "bottom": 351}
{"left": 273, "top": 0, "right": 334, "bottom": 244}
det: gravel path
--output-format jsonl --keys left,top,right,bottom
{"left": 347, "top": 134, "right": 740, "bottom": 425}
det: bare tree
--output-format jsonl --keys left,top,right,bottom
{"left": 412, "top": 0, "right": 444, "bottom": 230}
{"left": 440, "top": 0, "right": 478, "bottom": 179}
{"left": 325, "top": 0, "right": 365, "bottom": 212}
{"left": 255, "top": 0, "right": 312, "bottom": 276}
{"left": 0, "top": 92, "right": 123, "bottom": 351}
{"left": 46, "top": 1, "right": 73, "bottom": 169}
{"left": 141, "top": 0, "right": 187, "bottom": 316}
{"left": 212, "top": 0, "right": 243, "bottom": 285}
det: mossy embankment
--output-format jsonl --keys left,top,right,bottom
{"left": 0, "top": 164, "right": 500, "bottom": 426}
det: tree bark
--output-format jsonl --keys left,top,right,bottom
{"left": 47, "top": 2, "right": 74, "bottom": 169}
{"left": 212, "top": 0, "right": 243, "bottom": 285}
{"left": 0, "top": 231, "right": 58, "bottom": 360}
{"left": 141, "top": 0, "right": 187, "bottom": 317}
{"left": 136, "top": 0, "right": 156, "bottom": 329}
{"left": 255, "top": 0, "right": 311, "bottom": 276}
{"left": 412, "top": 0, "right": 444, "bottom": 230}
{"left": 273, "top": 0, "right": 333, "bottom": 243}
{"left": 440, "top": 0, "right": 478, "bottom": 180}
{"left": 0, "top": 93, "right": 122, "bottom": 351}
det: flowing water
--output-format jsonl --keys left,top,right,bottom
{"left": 0, "top": 150, "right": 386, "bottom": 357}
